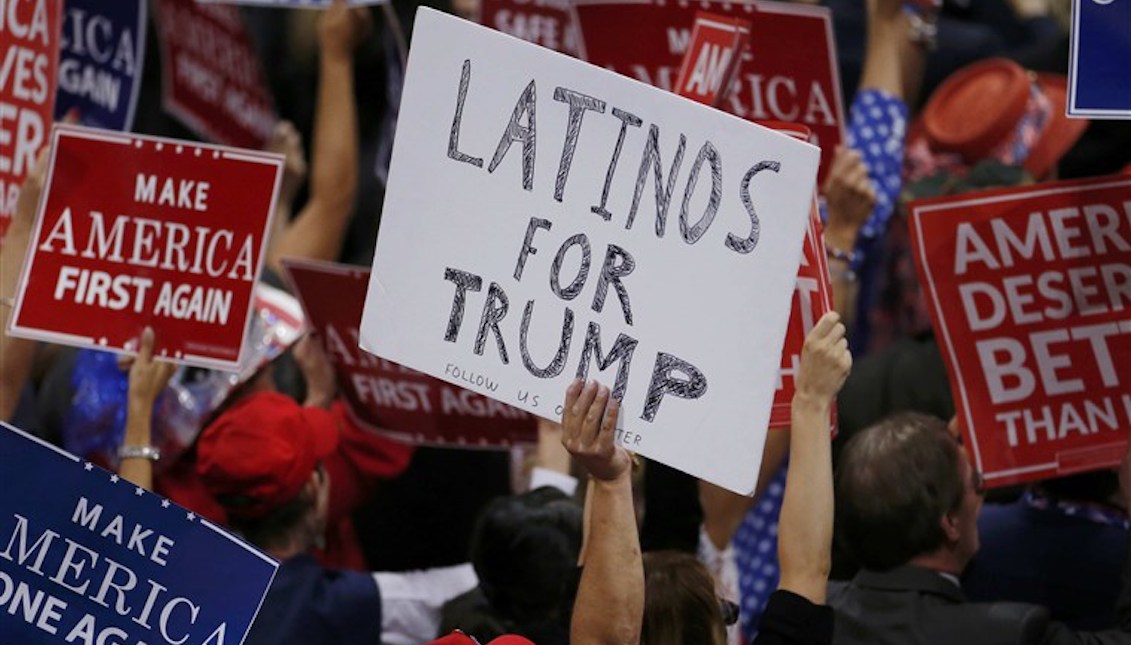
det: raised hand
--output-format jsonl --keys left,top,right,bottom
{"left": 795, "top": 312, "right": 852, "bottom": 408}
{"left": 561, "top": 379, "right": 631, "bottom": 482}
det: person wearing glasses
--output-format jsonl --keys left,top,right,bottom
{"left": 829, "top": 413, "right": 1131, "bottom": 645}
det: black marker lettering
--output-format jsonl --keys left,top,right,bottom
{"left": 474, "top": 282, "right": 510, "bottom": 364}
{"left": 448, "top": 60, "right": 484, "bottom": 168}
{"left": 640, "top": 352, "right": 707, "bottom": 422}
{"left": 489, "top": 80, "right": 538, "bottom": 191}
{"left": 591, "top": 108, "right": 642, "bottom": 221}
{"left": 726, "top": 160, "right": 780, "bottom": 254}
{"left": 513, "top": 217, "right": 552, "bottom": 282}
{"left": 519, "top": 301, "right": 574, "bottom": 378}
{"left": 575, "top": 322, "right": 638, "bottom": 401}
{"left": 679, "top": 141, "right": 722, "bottom": 244}
{"left": 443, "top": 267, "right": 482, "bottom": 342}
{"left": 591, "top": 244, "right": 634, "bottom": 325}
{"left": 549, "top": 233, "right": 591, "bottom": 301}
{"left": 626, "top": 124, "right": 687, "bottom": 236}
{"left": 553, "top": 87, "right": 607, "bottom": 202}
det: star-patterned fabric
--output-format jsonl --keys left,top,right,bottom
{"left": 734, "top": 465, "right": 788, "bottom": 639}
{"left": 842, "top": 89, "right": 909, "bottom": 353}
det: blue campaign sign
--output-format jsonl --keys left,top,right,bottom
{"left": 54, "top": 0, "right": 147, "bottom": 131}
{"left": 0, "top": 423, "right": 277, "bottom": 644}
{"left": 1068, "top": 0, "right": 1131, "bottom": 119}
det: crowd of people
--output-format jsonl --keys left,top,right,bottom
{"left": 1, "top": 0, "right": 1129, "bottom": 644}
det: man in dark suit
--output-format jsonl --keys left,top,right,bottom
{"left": 829, "top": 412, "right": 1131, "bottom": 644}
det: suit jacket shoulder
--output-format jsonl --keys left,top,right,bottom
{"left": 829, "top": 567, "right": 1050, "bottom": 645}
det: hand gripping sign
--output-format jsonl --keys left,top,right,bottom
{"left": 359, "top": 10, "right": 819, "bottom": 495}
{"left": 0, "top": 422, "right": 277, "bottom": 645}
{"left": 284, "top": 258, "right": 537, "bottom": 448}
{"left": 1, "top": 0, "right": 61, "bottom": 239}
{"left": 9, "top": 125, "right": 283, "bottom": 371}
{"left": 572, "top": 0, "right": 845, "bottom": 187}
{"left": 910, "top": 174, "right": 1131, "bottom": 488}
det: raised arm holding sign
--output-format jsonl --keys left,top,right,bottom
{"left": 360, "top": 9, "right": 819, "bottom": 494}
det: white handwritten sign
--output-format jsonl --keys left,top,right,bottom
{"left": 360, "top": 10, "right": 819, "bottom": 494}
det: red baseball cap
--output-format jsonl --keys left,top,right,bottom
{"left": 905, "top": 58, "right": 1088, "bottom": 181}
{"left": 196, "top": 391, "right": 339, "bottom": 519}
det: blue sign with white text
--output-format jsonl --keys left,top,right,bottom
{"left": 54, "top": 0, "right": 147, "bottom": 131}
{"left": 1068, "top": 0, "right": 1131, "bottom": 119}
{"left": 0, "top": 423, "right": 277, "bottom": 644}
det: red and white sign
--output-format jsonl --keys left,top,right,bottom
{"left": 673, "top": 13, "right": 750, "bottom": 108}
{"left": 761, "top": 123, "right": 834, "bottom": 431}
{"left": 9, "top": 125, "right": 283, "bottom": 370}
{"left": 573, "top": 0, "right": 844, "bottom": 186}
{"left": 910, "top": 175, "right": 1131, "bottom": 488}
{"left": 284, "top": 259, "right": 538, "bottom": 448}
{"left": 479, "top": 0, "right": 581, "bottom": 56}
{"left": 154, "top": 0, "right": 277, "bottom": 149}
{"left": 1, "top": 0, "right": 61, "bottom": 238}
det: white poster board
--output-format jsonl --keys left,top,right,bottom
{"left": 361, "top": 9, "right": 819, "bottom": 494}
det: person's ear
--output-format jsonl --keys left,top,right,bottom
{"left": 940, "top": 511, "right": 961, "bottom": 543}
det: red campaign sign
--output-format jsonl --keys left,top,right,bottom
{"left": 1, "top": 0, "right": 61, "bottom": 239}
{"left": 9, "top": 125, "right": 283, "bottom": 370}
{"left": 910, "top": 175, "right": 1131, "bottom": 488}
{"left": 283, "top": 258, "right": 538, "bottom": 448}
{"left": 761, "top": 122, "right": 835, "bottom": 431}
{"left": 573, "top": 0, "right": 845, "bottom": 186}
{"left": 479, "top": 0, "right": 581, "bottom": 56}
{"left": 673, "top": 12, "right": 750, "bottom": 108}
{"left": 154, "top": 0, "right": 277, "bottom": 149}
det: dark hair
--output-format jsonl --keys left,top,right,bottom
{"left": 641, "top": 551, "right": 726, "bottom": 645}
{"left": 836, "top": 412, "right": 964, "bottom": 571}
{"left": 464, "top": 486, "right": 582, "bottom": 645}
{"left": 223, "top": 464, "right": 325, "bottom": 551}
{"left": 226, "top": 484, "right": 316, "bottom": 550}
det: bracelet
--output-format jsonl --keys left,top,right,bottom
{"left": 119, "top": 445, "right": 161, "bottom": 461}
{"left": 825, "top": 244, "right": 858, "bottom": 265}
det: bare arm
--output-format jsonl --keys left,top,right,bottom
{"left": 121, "top": 327, "right": 176, "bottom": 490}
{"left": 860, "top": 0, "right": 928, "bottom": 102}
{"left": 565, "top": 380, "right": 643, "bottom": 645}
{"left": 266, "top": 2, "right": 369, "bottom": 270}
{"left": 777, "top": 313, "right": 851, "bottom": 604}
{"left": 0, "top": 151, "right": 48, "bottom": 421}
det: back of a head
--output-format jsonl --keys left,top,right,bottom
{"left": 468, "top": 486, "right": 583, "bottom": 645}
{"left": 641, "top": 551, "right": 726, "bottom": 645}
{"left": 836, "top": 412, "right": 963, "bottom": 571}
